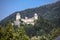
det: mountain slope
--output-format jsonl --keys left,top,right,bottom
{"left": 0, "top": 1, "right": 60, "bottom": 26}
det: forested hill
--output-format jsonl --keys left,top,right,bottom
{"left": 0, "top": 1, "right": 60, "bottom": 26}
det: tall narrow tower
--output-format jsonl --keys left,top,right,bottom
{"left": 14, "top": 13, "right": 21, "bottom": 27}
{"left": 16, "top": 13, "right": 21, "bottom": 21}
{"left": 34, "top": 13, "right": 38, "bottom": 20}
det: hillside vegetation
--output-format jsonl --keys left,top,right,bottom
{"left": 0, "top": 1, "right": 60, "bottom": 40}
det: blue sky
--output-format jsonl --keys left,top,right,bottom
{"left": 0, "top": 0, "right": 58, "bottom": 21}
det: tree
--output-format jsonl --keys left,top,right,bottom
{"left": 48, "top": 28, "right": 60, "bottom": 40}
{"left": 4, "top": 22, "right": 15, "bottom": 40}
{"left": 0, "top": 25, "right": 6, "bottom": 40}
{"left": 16, "top": 26, "right": 29, "bottom": 40}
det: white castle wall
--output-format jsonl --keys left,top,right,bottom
{"left": 14, "top": 13, "right": 38, "bottom": 26}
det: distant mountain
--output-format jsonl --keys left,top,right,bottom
{"left": 0, "top": 1, "right": 60, "bottom": 26}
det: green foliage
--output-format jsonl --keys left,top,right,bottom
{"left": 24, "top": 24, "right": 35, "bottom": 37}
{"left": 0, "top": 17, "right": 60, "bottom": 40}
{"left": 16, "top": 27, "right": 29, "bottom": 40}
{"left": 24, "top": 16, "right": 60, "bottom": 40}
{"left": 48, "top": 28, "right": 60, "bottom": 40}
{"left": 0, "top": 23, "right": 29, "bottom": 40}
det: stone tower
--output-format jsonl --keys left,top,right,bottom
{"left": 14, "top": 13, "right": 20, "bottom": 27}
{"left": 16, "top": 13, "right": 21, "bottom": 21}
{"left": 34, "top": 13, "right": 38, "bottom": 20}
